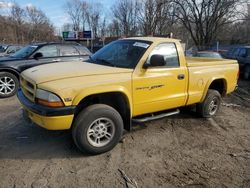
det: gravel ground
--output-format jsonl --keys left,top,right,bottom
{"left": 0, "top": 80, "right": 249, "bottom": 188}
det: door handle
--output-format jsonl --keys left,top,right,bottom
{"left": 177, "top": 74, "right": 185, "bottom": 80}
{"left": 52, "top": 59, "right": 61, "bottom": 62}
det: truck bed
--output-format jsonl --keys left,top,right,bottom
{"left": 186, "top": 57, "right": 237, "bottom": 67}
{"left": 185, "top": 57, "right": 238, "bottom": 106}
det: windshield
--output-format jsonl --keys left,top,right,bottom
{"left": 89, "top": 40, "right": 152, "bottom": 68}
{"left": 10, "top": 45, "right": 38, "bottom": 58}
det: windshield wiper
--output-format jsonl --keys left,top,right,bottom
{"left": 96, "top": 58, "right": 116, "bottom": 67}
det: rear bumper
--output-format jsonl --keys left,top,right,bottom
{"left": 17, "top": 89, "right": 75, "bottom": 130}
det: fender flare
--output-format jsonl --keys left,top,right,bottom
{"left": 72, "top": 85, "right": 133, "bottom": 116}
{"left": 200, "top": 77, "right": 227, "bottom": 102}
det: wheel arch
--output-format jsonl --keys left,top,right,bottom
{"left": 73, "top": 90, "right": 132, "bottom": 131}
{"left": 0, "top": 68, "right": 20, "bottom": 80}
{"left": 201, "top": 77, "right": 227, "bottom": 102}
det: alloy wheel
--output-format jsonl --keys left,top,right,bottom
{"left": 0, "top": 76, "right": 15, "bottom": 95}
{"left": 208, "top": 97, "right": 219, "bottom": 116}
{"left": 87, "top": 117, "right": 115, "bottom": 147}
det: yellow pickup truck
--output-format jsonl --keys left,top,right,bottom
{"left": 17, "top": 37, "right": 239, "bottom": 154}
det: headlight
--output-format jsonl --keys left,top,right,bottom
{"left": 35, "top": 89, "right": 64, "bottom": 107}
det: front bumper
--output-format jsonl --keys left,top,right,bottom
{"left": 17, "top": 89, "right": 75, "bottom": 130}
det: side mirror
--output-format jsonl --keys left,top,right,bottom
{"left": 143, "top": 54, "right": 165, "bottom": 68}
{"left": 33, "top": 52, "right": 43, "bottom": 60}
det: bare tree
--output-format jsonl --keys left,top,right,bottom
{"left": 65, "top": 0, "right": 83, "bottom": 31}
{"left": 172, "top": 0, "right": 246, "bottom": 49}
{"left": 62, "top": 23, "right": 72, "bottom": 31}
{"left": 218, "top": 3, "right": 250, "bottom": 44}
{"left": 86, "top": 3, "right": 102, "bottom": 38}
{"left": 112, "top": 0, "right": 140, "bottom": 36}
{"left": 107, "top": 19, "right": 121, "bottom": 37}
{"left": 26, "top": 6, "right": 52, "bottom": 42}
{"left": 138, "top": 0, "right": 165, "bottom": 35}
{"left": 10, "top": 3, "right": 25, "bottom": 43}
{"left": 59, "top": 0, "right": 249, "bottom": 45}
{"left": 100, "top": 17, "right": 107, "bottom": 38}
{"left": 64, "top": 0, "right": 103, "bottom": 37}
{"left": 81, "top": 1, "right": 88, "bottom": 31}
{"left": 0, "top": 2, "right": 55, "bottom": 44}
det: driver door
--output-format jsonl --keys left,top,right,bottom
{"left": 132, "top": 43, "right": 188, "bottom": 116}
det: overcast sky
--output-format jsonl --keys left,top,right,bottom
{"left": 0, "top": 0, "right": 113, "bottom": 29}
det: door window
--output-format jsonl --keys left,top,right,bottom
{"left": 146, "top": 43, "right": 180, "bottom": 67}
{"left": 59, "top": 45, "right": 79, "bottom": 56}
{"left": 36, "top": 45, "right": 58, "bottom": 57}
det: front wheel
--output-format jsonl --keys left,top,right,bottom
{"left": 0, "top": 72, "right": 19, "bottom": 98}
{"left": 196, "top": 89, "right": 221, "bottom": 118}
{"left": 72, "top": 104, "right": 123, "bottom": 154}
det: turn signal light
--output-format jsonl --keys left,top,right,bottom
{"left": 36, "top": 99, "right": 65, "bottom": 107}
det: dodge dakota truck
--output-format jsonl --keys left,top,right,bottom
{"left": 17, "top": 37, "right": 239, "bottom": 154}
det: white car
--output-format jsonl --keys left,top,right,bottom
{"left": 0, "top": 45, "right": 23, "bottom": 57}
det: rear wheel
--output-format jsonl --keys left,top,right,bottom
{"left": 72, "top": 104, "right": 123, "bottom": 154}
{"left": 196, "top": 89, "right": 221, "bottom": 118}
{"left": 0, "top": 72, "right": 19, "bottom": 98}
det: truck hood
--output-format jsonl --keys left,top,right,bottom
{"left": 22, "top": 61, "right": 133, "bottom": 84}
{"left": 0, "top": 56, "right": 22, "bottom": 62}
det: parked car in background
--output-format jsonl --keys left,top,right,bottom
{"left": 225, "top": 46, "right": 250, "bottom": 79}
{"left": 0, "top": 45, "right": 9, "bottom": 53}
{"left": 0, "top": 45, "right": 5, "bottom": 53}
{"left": 0, "top": 45, "right": 23, "bottom": 57}
{"left": 193, "top": 51, "right": 223, "bottom": 59}
{"left": 0, "top": 42, "right": 91, "bottom": 98}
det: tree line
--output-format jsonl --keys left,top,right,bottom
{"left": 65, "top": 0, "right": 250, "bottom": 49}
{"left": 0, "top": 2, "right": 56, "bottom": 44}
{"left": 0, "top": 0, "right": 249, "bottom": 48}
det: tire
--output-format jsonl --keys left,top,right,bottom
{"left": 0, "top": 72, "right": 19, "bottom": 98}
{"left": 196, "top": 89, "right": 221, "bottom": 118}
{"left": 243, "top": 66, "right": 250, "bottom": 80}
{"left": 72, "top": 104, "right": 124, "bottom": 154}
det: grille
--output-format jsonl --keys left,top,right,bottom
{"left": 20, "top": 76, "right": 36, "bottom": 102}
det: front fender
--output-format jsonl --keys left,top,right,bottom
{"left": 72, "top": 85, "right": 133, "bottom": 114}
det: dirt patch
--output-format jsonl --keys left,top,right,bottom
{"left": 0, "top": 80, "right": 250, "bottom": 188}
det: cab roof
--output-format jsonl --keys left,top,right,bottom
{"left": 29, "top": 42, "right": 82, "bottom": 46}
